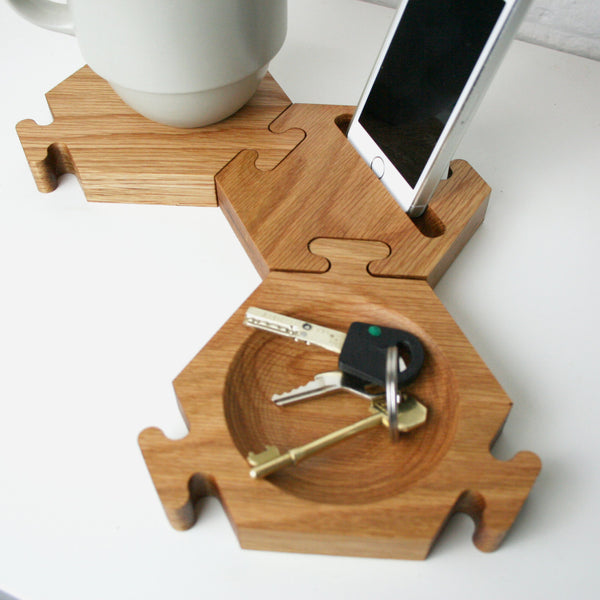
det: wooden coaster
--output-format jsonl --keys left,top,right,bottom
{"left": 16, "top": 66, "right": 304, "bottom": 206}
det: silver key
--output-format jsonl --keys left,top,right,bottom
{"left": 272, "top": 370, "right": 384, "bottom": 406}
{"left": 244, "top": 307, "right": 408, "bottom": 382}
{"left": 245, "top": 307, "right": 346, "bottom": 353}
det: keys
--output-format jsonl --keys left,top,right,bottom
{"left": 271, "top": 370, "right": 384, "bottom": 406}
{"left": 243, "top": 307, "right": 428, "bottom": 478}
{"left": 247, "top": 395, "right": 427, "bottom": 478}
{"left": 244, "top": 307, "right": 425, "bottom": 388}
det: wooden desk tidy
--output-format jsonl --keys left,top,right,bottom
{"left": 17, "top": 67, "right": 541, "bottom": 559}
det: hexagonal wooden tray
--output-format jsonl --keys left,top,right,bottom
{"left": 17, "top": 67, "right": 541, "bottom": 559}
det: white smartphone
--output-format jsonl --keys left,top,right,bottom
{"left": 347, "top": 0, "right": 532, "bottom": 217}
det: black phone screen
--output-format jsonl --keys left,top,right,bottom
{"left": 358, "top": 0, "right": 505, "bottom": 187}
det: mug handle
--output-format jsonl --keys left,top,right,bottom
{"left": 7, "top": 0, "right": 75, "bottom": 35}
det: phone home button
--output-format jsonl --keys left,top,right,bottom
{"left": 370, "top": 156, "right": 385, "bottom": 179}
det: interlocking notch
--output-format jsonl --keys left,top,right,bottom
{"left": 16, "top": 66, "right": 305, "bottom": 206}
{"left": 216, "top": 103, "right": 491, "bottom": 284}
{"left": 139, "top": 238, "right": 541, "bottom": 559}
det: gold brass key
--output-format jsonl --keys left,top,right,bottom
{"left": 247, "top": 395, "right": 427, "bottom": 479}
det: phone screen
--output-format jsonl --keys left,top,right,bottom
{"left": 358, "top": 0, "right": 505, "bottom": 188}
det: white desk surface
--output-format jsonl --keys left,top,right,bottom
{"left": 1, "top": 1, "right": 599, "bottom": 599}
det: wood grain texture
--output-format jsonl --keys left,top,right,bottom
{"left": 139, "top": 239, "right": 541, "bottom": 559}
{"left": 216, "top": 105, "right": 490, "bottom": 284}
{"left": 16, "top": 66, "right": 305, "bottom": 206}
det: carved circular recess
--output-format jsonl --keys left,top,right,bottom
{"left": 224, "top": 311, "right": 459, "bottom": 505}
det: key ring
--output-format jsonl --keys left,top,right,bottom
{"left": 386, "top": 345, "right": 400, "bottom": 442}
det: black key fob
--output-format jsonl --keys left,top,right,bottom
{"left": 338, "top": 322, "right": 425, "bottom": 387}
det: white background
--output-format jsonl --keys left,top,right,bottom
{"left": 1, "top": 1, "right": 599, "bottom": 599}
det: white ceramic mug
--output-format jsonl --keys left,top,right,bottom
{"left": 8, "top": 0, "right": 287, "bottom": 127}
